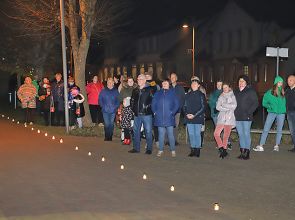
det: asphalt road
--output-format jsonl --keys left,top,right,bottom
{"left": 0, "top": 116, "right": 295, "bottom": 220}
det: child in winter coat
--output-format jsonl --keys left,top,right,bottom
{"left": 69, "top": 88, "right": 85, "bottom": 129}
{"left": 120, "top": 97, "right": 134, "bottom": 145}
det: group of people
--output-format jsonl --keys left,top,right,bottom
{"left": 17, "top": 71, "right": 295, "bottom": 160}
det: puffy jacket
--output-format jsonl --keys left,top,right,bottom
{"left": 183, "top": 90, "right": 206, "bottom": 124}
{"left": 17, "top": 83, "right": 37, "bottom": 108}
{"left": 262, "top": 89, "right": 286, "bottom": 114}
{"left": 208, "top": 89, "right": 222, "bottom": 118}
{"left": 234, "top": 86, "right": 258, "bottom": 121}
{"left": 99, "top": 87, "right": 120, "bottom": 114}
{"left": 131, "top": 85, "right": 155, "bottom": 116}
{"left": 216, "top": 91, "right": 237, "bottom": 126}
{"left": 151, "top": 89, "right": 179, "bottom": 127}
{"left": 69, "top": 94, "right": 85, "bottom": 118}
{"left": 119, "top": 84, "right": 137, "bottom": 103}
{"left": 86, "top": 82, "right": 104, "bottom": 105}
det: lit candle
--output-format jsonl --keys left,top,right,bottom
{"left": 88, "top": 152, "right": 92, "bottom": 156}
{"left": 213, "top": 203, "right": 220, "bottom": 211}
{"left": 17, "top": 121, "right": 19, "bottom": 124}
{"left": 31, "top": 127, "right": 34, "bottom": 131}
{"left": 52, "top": 136, "right": 55, "bottom": 140}
{"left": 37, "top": 130, "right": 40, "bottom": 133}
{"left": 1, "top": 115, "right": 4, "bottom": 118}
{"left": 170, "top": 185, "right": 175, "bottom": 192}
{"left": 45, "top": 133, "right": 48, "bottom": 137}
{"left": 75, "top": 146, "right": 79, "bottom": 150}
{"left": 120, "top": 164, "right": 124, "bottom": 170}
{"left": 24, "top": 124, "right": 27, "bottom": 128}
{"left": 59, "top": 139, "right": 63, "bottom": 143}
{"left": 7, "top": 117, "right": 9, "bottom": 119}
{"left": 101, "top": 156, "right": 105, "bottom": 162}
{"left": 12, "top": 119, "right": 15, "bottom": 122}
{"left": 142, "top": 174, "right": 147, "bottom": 180}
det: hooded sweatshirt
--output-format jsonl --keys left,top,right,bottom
{"left": 262, "top": 76, "right": 286, "bottom": 114}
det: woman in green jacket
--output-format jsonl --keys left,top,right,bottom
{"left": 253, "top": 76, "right": 286, "bottom": 152}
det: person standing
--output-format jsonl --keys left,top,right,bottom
{"left": 51, "top": 73, "right": 65, "bottom": 126}
{"left": 69, "top": 88, "right": 85, "bottom": 129}
{"left": 253, "top": 76, "right": 286, "bottom": 152}
{"left": 286, "top": 74, "right": 295, "bottom": 152}
{"left": 17, "top": 76, "right": 37, "bottom": 124}
{"left": 120, "top": 97, "right": 134, "bottom": 145}
{"left": 213, "top": 82, "right": 237, "bottom": 159}
{"left": 86, "top": 75, "right": 104, "bottom": 125}
{"left": 128, "top": 74, "right": 155, "bottom": 154}
{"left": 99, "top": 77, "right": 120, "bottom": 141}
{"left": 152, "top": 79, "right": 179, "bottom": 157}
{"left": 38, "top": 77, "right": 52, "bottom": 126}
{"left": 234, "top": 75, "right": 258, "bottom": 160}
{"left": 183, "top": 77, "right": 206, "bottom": 157}
{"left": 170, "top": 72, "right": 185, "bottom": 145}
{"left": 119, "top": 77, "right": 137, "bottom": 103}
{"left": 208, "top": 80, "right": 223, "bottom": 126}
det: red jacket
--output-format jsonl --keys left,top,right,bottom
{"left": 86, "top": 82, "right": 104, "bottom": 105}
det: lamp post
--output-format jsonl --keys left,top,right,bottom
{"left": 183, "top": 24, "right": 195, "bottom": 77}
{"left": 59, "top": 0, "right": 69, "bottom": 133}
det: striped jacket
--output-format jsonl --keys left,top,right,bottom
{"left": 17, "top": 83, "right": 37, "bottom": 108}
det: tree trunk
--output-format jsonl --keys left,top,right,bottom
{"left": 73, "top": 42, "right": 92, "bottom": 127}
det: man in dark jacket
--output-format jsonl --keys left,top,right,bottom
{"left": 129, "top": 74, "right": 155, "bottom": 154}
{"left": 51, "top": 73, "right": 65, "bottom": 126}
{"left": 234, "top": 75, "right": 258, "bottom": 160}
{"left": 170, "top": 72, "right": 185, "bottom": 145}
{"left": 183, "top": 77, "right": 206, "bottom": 157}
{"left": 286, "top": 74, "right": 295, "bottom": 152}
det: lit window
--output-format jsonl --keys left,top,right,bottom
{"left": 243, "top": 65, "right": 249, "bottom": 75}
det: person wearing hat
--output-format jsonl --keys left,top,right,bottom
{"left": 183, "top": 77, "right": 206, "bottom": 157}
{"left": 234, "top": 75, "right": 258, "bottom": 160}
{"left": 69, "top": 87, "right": 85, "bottom": 129}
{"left": 151, "top": 78, "right": 179, "bottom": 157}
{"left": 253, "top": 75, "right": 286, "bottom": 152}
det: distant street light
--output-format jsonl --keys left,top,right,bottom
{"left": 183, "top": 24, "right": 195, "bottom": 77}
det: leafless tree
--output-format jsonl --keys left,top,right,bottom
{"left": 5, "top": 0, "right": 130, "bottom": 126}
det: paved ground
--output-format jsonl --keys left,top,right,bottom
{"left": 0, "top": 116, "right": 295, "bottom": 220}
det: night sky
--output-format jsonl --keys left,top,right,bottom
{"left": 131, "top": 0, "right": 295, "bottom": 33}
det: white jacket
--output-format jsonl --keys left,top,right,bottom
{"left": 216, "top": 90, "right": 237, "bottom": 127}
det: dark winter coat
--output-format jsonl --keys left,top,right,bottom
{"left": 151, "top": 89, "right": 179, "bottom": 127}
{"left": 119, "top": 84, "right": 137, "bottom": 103}
{"left": 69, "top": 94, "right": 85, "bottom": 118}
{"left": 51, "top": 80, "right": 65, "bottom": 111}
{"left": 121, "top": 106, "right": 134, "bottom": 129}
{"left": 171, "top": 84, "right": 185, "bottom": 113}
{"left": 38, "top": 85, "right": 52, "bottom": 111}
{"left": 234, "top": 86, "right": 258, "bottom": 121}
{"left": 183, "top": 90, "right": 206, "bottom": 124}
{"left": 99, "top": 87, "right": 120, "bottom": 114}
{"left": 285, "top": 86, "right": 295, "bottom": 112}
{"left": 131, "top": 85, "right": 155, "bottom": 116}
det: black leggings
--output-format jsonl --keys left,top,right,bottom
{"left": 23, "top": 108, "right": 35, "bottom": 123}
{"left": 123, "top": 128, "right": 132, "bottom": 139}
{"left": 89, "top": 105, "right": 103, "bottom": 124}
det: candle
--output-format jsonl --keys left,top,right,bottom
{"left": 52, "top": 136, "right": 55, "bottom": 140}
{"left": 45, "top": 133, "right": 48, "bottom": 137}
{"left": 101, "top": 156, "right": 105, "bottom": 162}
{"left": 59, "top": 139, "right": 63, "bottom": 143}
{"left": 170, "top": 185, "right": 175, "bottom": 192}
{"left": 37, "top": 130, "right": 40, "bottom": 133}
{"left": 213, "top": 203, "right": 220, "bottom": 211}
{"left": 17, "top": 121, "right": 19, "bottom": 124}
{"left": 120, "top": 164, "right": 124, "bottom": 170}
{"left": 75, "top": 146, "right": 79, "bottom": 150}
{"left": 88, "top": 152, "right": 92, "bottom": 156}
{"left": 142, "top": 174, "right": 147, "bottom": 180}
{"left": 31, "top": 127, "right": 34, "bottom": 131}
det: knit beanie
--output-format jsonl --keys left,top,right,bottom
{"left": 238, "top": 75, "right": 250, "bottom": 85}
{"left": 273, "top": 75, "right": 284, "bottom": 85}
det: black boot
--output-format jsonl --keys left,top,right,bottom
{"left": 195, "top": 148, "right": 200, "bottom": 157}
{"left": 219, "top": 147, "right": 228, "bottom": 159}
{"left": 237, "top": 148, "right": 244, "bottom": 159}
{"left": 188, "top": 148, "right": 195, "bottom": 157}
{"left": 243, "top": 149, "right": 250, "bottom": 160}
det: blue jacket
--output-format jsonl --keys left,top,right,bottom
{"left": 99, "top": 87, "right": 120, "bottom": 114}
{"left": 151, "top": 89, "right": 179, "bottom": 127}
{"left": 183, "top": 90, "right": 206, "bottom": 124}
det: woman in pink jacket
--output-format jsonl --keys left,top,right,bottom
{"left": 86, "top": 75, "right": 104, "bottom": 125}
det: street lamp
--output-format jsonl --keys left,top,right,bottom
{"left": 183, "top": 24, "right": 195, "bottom": 77}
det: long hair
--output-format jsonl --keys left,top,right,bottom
{"left": 271, "top": 83, "right": 285, "bottom": 97}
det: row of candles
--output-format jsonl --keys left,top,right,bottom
{"left": 1, "top": 113, "right": 220, "bottom": 211}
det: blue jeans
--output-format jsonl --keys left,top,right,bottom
{"left": 133, "top": 115, "right": 153, "bottom": 152}
{"left": 236, "top": 121, "right": 252, "bottom": 149}
{"left": 158, "top": 126, "right": 175, "bottom": 151}
{"left": 102, "top": 112, "right": 115, "bottom": 138}
{"left": 187, "top": 124, "right": 202, "bottom": 149}
{"left": 259, "top": 113, "right": 285, "bottom": 146}
{"left": 287, "top": 111, "right": 295, "bottom": 146}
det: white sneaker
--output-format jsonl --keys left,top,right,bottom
{"left": 157, "top": 151, "right": 163, "bottom": 157}
{"left": 171, "top": 151, "right": 176, "bottom": 157}
{"left": 98, "top": 123, "right": 104, "bottom": 127}
{"left": 273, "top": 145, "right": 279, "bottom": 152}
{"left": 253, "top": 145, "right": 264, "bottom": 152}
